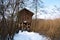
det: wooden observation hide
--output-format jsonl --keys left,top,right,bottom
{"left": 17, "top": 8, "right": 34, "bottom": 32}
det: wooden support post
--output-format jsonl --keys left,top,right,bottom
{"left": 21, "top": 22, "right": 24, "bottom": 32}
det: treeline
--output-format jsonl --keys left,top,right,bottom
{"left": 0, "top": 0, "right": 23, "bottom": 40}
{"left": 31, "top": 18, "right": 60, "bottom": 40}
{"left": 0, "top": 19, "right": 19, "bottom": 40}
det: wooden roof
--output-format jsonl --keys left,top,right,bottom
{"left": 18, "top": 8, "right": 34, "bottom": 16}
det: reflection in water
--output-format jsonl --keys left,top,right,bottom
{"left": 14, "top": 31, "right": 51, "bottom": 40}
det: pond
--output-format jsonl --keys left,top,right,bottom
{"left": 13, "top": 31, "right": 51, "bottom": 40}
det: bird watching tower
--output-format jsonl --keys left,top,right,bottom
{"left": 17, "top": 8, "right": 34, "bottom": 32}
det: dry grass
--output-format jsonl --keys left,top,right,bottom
{"left": 31, "top": 18, "right": 60, "bottom": 40}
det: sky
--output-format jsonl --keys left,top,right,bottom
{"left": 36, "top": 0, "right": 60, "bottom": 19}
{"left": 42, "top": 0, "right": 60, "bottom": 7}
{"left": 1, "top": 0, "right": 60, "bottom": 20}
{"left": 14, "top": 31, "right": 51, "bottom": 40}
{"left": 25, "top": 0, "right": 60, "bottom": 19}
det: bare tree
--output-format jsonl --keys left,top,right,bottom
{"left": 0, "top": 0, "right": 10, "bottom": 40}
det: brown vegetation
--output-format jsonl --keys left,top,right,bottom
{"left": 31, "top": 18, "right": 60, "bottom": 40}
{"left": 0, "top": 19, "right": 18, "bottom": 40}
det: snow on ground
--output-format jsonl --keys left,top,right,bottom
{"left": 14, "top": 31, "right": 51, "bottom": 40}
